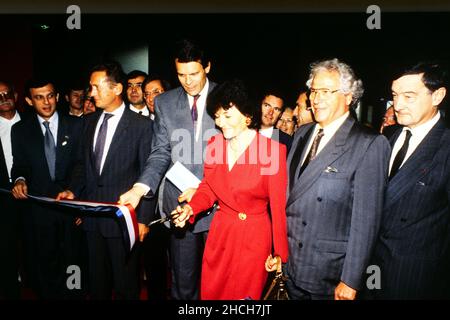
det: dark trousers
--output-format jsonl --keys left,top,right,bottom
{"left": 142, "top": 221, "right": 170, "bottom": 300}
{"left": 86, "top": 230, "right": 139, "bottom": 300}
{"left": 169, "top": 227, "right": 207, "bottom": 300}
{"left": 0, "top": 194, "right": 20, "bottom": 299}
{"left": 32, "top": 207, "right": 87, "bottom": 299}
{"left": 286, "top": 277, "right": 334, "bottom": 300}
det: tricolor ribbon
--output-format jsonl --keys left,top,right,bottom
{"left": 0, "top": 188, "right": 139, "bottom": 251}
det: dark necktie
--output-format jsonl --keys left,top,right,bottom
{"left": 94, "top": 113, "right": 114, "bottom": 174}
{"left": 390, "top": 130, "right": 412, "bottom": 179}
{"left": 299, "top": 128, "right": 324, "bottom": 177}
{"left": 43, "top": 121, "right": 56, "bottom": 181}
{"left": 191, "top": 94, "right": 200, "bottom": 123}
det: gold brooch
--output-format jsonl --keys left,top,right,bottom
{"left": 238, "top": 212, "right": 247, "bottom": 221}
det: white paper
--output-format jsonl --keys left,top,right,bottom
{"left": 165, "top": 161, "right": 201, "bottom": 192}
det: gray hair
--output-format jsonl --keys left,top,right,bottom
{"left": 306, "top": 58, "right": 364, "bottom": 105}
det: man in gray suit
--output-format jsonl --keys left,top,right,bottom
{"left": 285, "top": 58, "right": 390, "bottom": 300}
{"left": 120, "top": 39, "right": 218, "bottom": 300}
{"left": 370, "top": 62, "right": 450, "bottom": 299}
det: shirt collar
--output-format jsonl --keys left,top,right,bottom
{"left": 405, "top": 111, "right": 441, "bottom": 138}
{"left": 37, "top": 110, "right": 59, "bottom": 125}
{"left": 129, "top": 104, "right": 150, "bottom": 116}
{"left": 104, "top": 103, "right": 126, "bottom": 117}
{"left": 0, "top": 111, "right": 20, "bottom": 124}
{"left": 187, "top": 78, "right": 209, "bottom": 104}
{"left": 317, "top": 111, "right": 350, "bottom": 136}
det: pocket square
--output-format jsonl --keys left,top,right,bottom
{"left": 324, "top": 166, "right": 338, "bottom": 173}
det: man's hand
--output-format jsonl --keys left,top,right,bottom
{"left": 119, "top": 185, "right": 147, "bottom": 209}
{"left": 138, "top": 223, "right": 149, "bottom": 242}
{"left": 56, "top": 190, "right": 75, "bottom": 200}
{"left": 178, "top": 187, "right": 197, "bottom": 203}
{"left": 334, "top": 281, "right": 357, "bottom": 300}
{"left": 172, "top": 204, "right": 194, "bottom": 228}
{"left": 12, "top": 179, "right": 28, "bottom": 199}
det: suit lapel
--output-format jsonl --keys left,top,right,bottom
{"left": 88, "top": 111, "right": 102, "bottom": 175}
{"left": 385, "top": 119, "right": 447, "bottom": 208}
{"left": 101, "top": 109, "right": 131, "bottom": 175}
{"left": 55, "top": 113, "right": 69, "bottom": 179}
{"left": 288, "top": 125, "right": 314, "bottom": 191}
{"left": 287, "top": 116, "right": 355, "bottom": 207}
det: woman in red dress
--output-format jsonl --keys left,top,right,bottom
{"left": 173, "top": 80, "right": 289, "bottom": 300}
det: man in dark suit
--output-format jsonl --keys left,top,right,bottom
{"left": 11, "top": 78, "right": 84, "bottom": 299}
{"left": 120, "top": 39, "right": 219, "bottom": 300}
{"left": 58, "top": 61, "right": 154, "bottom": 299}
{"left": 285, "top": 58, "right": 390, "bottom": 300}
{"left": 259, "top": 90, "right": 293, "bottom": 152}
{"left": 369, "top": 62, "right": 450, "bottom": 299}
{"left": 0, "top": 81, "right": 21, "bottom": 299}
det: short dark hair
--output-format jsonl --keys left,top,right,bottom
{"left": 207, "top": 79, "right": 260, "bottom": 130}
{"left": 261, "top": 89, "right": 286, "bottom": 113}
{"left": 24, "top": 78, "right": 56, "bottom": 98}
{"left": 90, "top": 60, "right": 126, "bottom": 87}
{"left": 126, "top": 70, "right": 148, "bottom": 82}
{"left": 400, "top": 61, "right": 448, "bottom": 92}
{"left": 174, "top": 39, "right": 210, "bottom": 69}
{"left": 142, "top": 74, "right": 172, "bottom": 92}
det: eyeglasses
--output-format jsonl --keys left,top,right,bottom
{"left": 309, "top": 88, "right": 341, "bottom": 99}
{"left": 0, "top": 90, "right": 14, "bottom": 103}
{"left": 144, "top": 89, "right": 164, "bottom": 98}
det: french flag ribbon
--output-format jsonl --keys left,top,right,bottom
{"left": 0, "top": 188, "right": 139, "bottom": 251}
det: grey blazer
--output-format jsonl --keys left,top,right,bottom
{"left": 285, "top": 116, "right": 390, "bottom": 295}
{"left": 138, "top": 82, "right": 219, "bottom": 233}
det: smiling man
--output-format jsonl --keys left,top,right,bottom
{"left": 119, "top": 39, "right": 219, "bottom": 300}
{"left": 285, "top": 58, "right": 390, "bottom": 300}
{"left": 370, "top": 61, "right": 450, "bottom": 299}
{"left": 11, "top": 78, "right": 84, "bottom": 299}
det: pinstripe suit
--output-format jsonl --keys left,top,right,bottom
{"left": 370, "top": 118, "right": 450, "bottom": 299}
{"left": 137, "top": 82, "right": 219, "bottom": 299}
{"left": 69, "top": 107, "right": 154, "bottom": 299}
{"left": 285, "top": 116, "right": 390, "bottom": 297}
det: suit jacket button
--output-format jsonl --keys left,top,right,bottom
{"left": 400, "top": 218, "right": 407, "bottom": 222}
{"left": 317, "top": 197, "right": 322, "bottom": 202}
{"left": 302, "top": 221, "right": 307, "bottom": 226}
{"left": 298, "top": 242, "right": 303, "bottom": 248}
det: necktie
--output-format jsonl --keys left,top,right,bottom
{"left": 191, "top": 94, "right": 200, "bottom": 123}
{"left": 43, "top": 121, "right": 56, "bottom": 181}
{"left": 390, "top": 130, "right": 412, "bottom": 179}
{"left": 298, "top": 128, "right": 324, "bottom": 177}
{"left": 94, "top": 113, "right": 114, "bottom": 174}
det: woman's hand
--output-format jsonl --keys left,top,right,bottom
{"left": 178, "top": 187, "right": 197, "bottom": 203}
{"left": 265, "top": 254, "right": 282, "bottom": 272}
{"left": 172, "top": 204, "right": 194, "bottom": 228}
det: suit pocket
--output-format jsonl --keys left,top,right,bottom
{"left": 316, "top": 239, "right": 348, "bottom": 254}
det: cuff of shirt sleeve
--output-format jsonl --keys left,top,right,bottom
{"left": 133, "top": 183, "right": 153, "bottom": 198}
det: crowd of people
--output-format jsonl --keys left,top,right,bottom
{"left": 0, "top": 38, "right": 449, "bottom": 300}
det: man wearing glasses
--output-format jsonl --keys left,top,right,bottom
{"left": 142, "top": 75, "right": 171, "bottom": 120}
{"left": 285, "top": 58, "right": 390, "bottom": 300}
{"left": 0, "top": 81, "right": 21, "bottom": 299}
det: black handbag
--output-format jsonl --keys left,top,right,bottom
{"left": 262, "top": 257, "right": 289, "bottom": 300}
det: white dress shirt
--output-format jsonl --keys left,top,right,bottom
{"left": 301, "top": 111, "right": 350, "bottom": 166}
{"left": 130, "top": 104, "right": 150, "bottom": 117}
{"left": 0, "top": 111, "right": 21, "bottom": 180}
{"left": 37, "top": 112, "right": 59, "bottom": 146}
{"left": 389, "top": 111, "right": 441, "bottom": 174}
{"left": 187, "top": 78, "right": 209, "bottom": 141}
{"left": 259, "top": 127, "right": 274, "bottom": 139}
{"left": 93, "top": 103, "right": 126, "bottom": 174}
